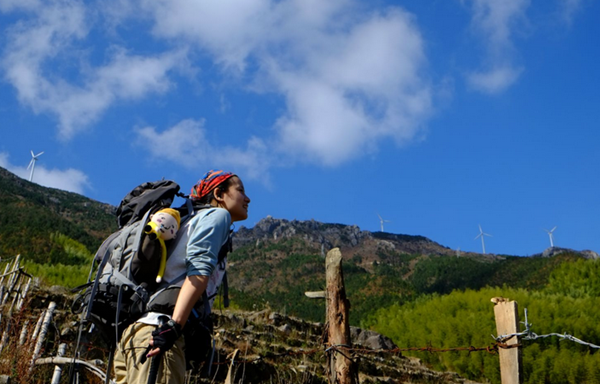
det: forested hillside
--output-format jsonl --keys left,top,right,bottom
{"left": 0, "top": 167, "right": 116, "bottom": 264}
{"left": 1, "top": 165, "right": 596, "bottom": 321}
{"left": 226, "top": 238, "right": 586, "bottom": 324}
{"left": 365, "top": 258, "right": 600, "bottom": 384}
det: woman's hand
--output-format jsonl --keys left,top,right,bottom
{"left": 145, "top": 317, "right": 183, "bottom": 359}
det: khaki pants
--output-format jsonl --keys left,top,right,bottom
{"left": 113, "top": 322, "right": 186, "bottom": 384}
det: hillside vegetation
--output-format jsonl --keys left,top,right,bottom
{"left": 0, "top": 167, "right": 116, "bottom": 265}
{"left": 2, "top": 166, "right": 600, "bottom": 383}
{"left": 226, "top": 237, "right": 583, "bottom": 324}
{"left": 365, "top": 259, "right": 600, "bottom": 384}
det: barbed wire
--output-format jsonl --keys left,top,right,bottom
{"left": 43, "top": 305, "right": 600, "bottom": 373}
{"left": 331, "top": 343, "right": 519, "bottom": 355}
{"left": 59, "top": 320, "right": 596, "bottom": 372}
{"left": 493, "top": 307, "right": 600, "bottom": 349}
{"left": 204, "top": 341, "right": 519, "bottom": 366}
{"left": 213, "top": 308, "right": 600, "bottom": 367}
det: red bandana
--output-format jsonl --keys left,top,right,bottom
{"left": 191, "top": 170, "right": 235, "bottom": 201}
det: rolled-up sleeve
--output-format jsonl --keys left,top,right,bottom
{"left": 185, "top": 208, "right": 231, "bottom": 277}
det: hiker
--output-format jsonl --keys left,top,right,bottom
{"left": 113, "top": 170, "right": 251, "bottom": 384}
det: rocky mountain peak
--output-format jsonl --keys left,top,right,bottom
{"left": 234, "top": 216, "right": 454, "bottom": 258}
{"left": 540, "top": 247, "right": 599, "bottom": 259}
{"left": 235, "top": 216, "right": 368, "bottom": 249}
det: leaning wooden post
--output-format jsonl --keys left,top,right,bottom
{"left": 492, "top": 297, "right": 523, "bottom": 384}
{"left": 7, "top": 256, "right": 20, "bottom": 290}
{"left": 0, "top": 263, "right": 10, "bottom": 303}
{"left": 29, "top": 301, "right": 57, "bottom": 373}
{"left": 31, "top": 309, "right": 46, "bottom": 342}
{"left": 8, "top": 271, "right": 23, "bottom": 315}
{"left": 50, "top": 343, "right": 68, "bottom": 384}
{"left": 17, "top": 277, "right": 32, "bottom": 311}
{"left": 0, "top": 262, "right": 9, "bottom": 285}
{"left": 18, "top": 320, "right": 30, "bottom": 346}
{"left": 0, "top": 325, "right": 9, "bottom": 355}
{"left": 325, "top": 248, "right": 357, "bottom": 384}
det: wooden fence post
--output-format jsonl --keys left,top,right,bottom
{"left": 0, "top": 324, "right": 9, "bottom": 355}
{"left": 492, "top": 297, "right": 522, "bottom": 384}
{"left": 50, "top": 343, "right": 67, "bottom": 384}
{"left": 5, "top": 256, "right": 20, "bottom": 300}
{"left": 31, "top": 309, "right": 46, "bottom": 342}
{"left": 0, "top": 263, "right": 10, "bottom": 303}
{"left": 8, "top": 271, "right": 23, "bottom": 315}
{"left": 17, "top": 277, "right": 32, "bottom": 312}
{"left": 18, "top": 320, "right": 30, "bottom": 346}
{"left": 326, "top": 248, "right": 357, "bottom": 384}
{"left": 29, "top": 301, "right": 57, "bottom": 373}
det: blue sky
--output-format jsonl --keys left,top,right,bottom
{"left": 1, "top": 0, "right": 598, "bottom": 256}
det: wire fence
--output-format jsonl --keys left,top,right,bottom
{"left": 3, "top": 259, "right": 600, "bottom": 382}
{"left": 204, "top": 306, "right": 600, "bottom": 367}
{"left": 493, "top": 307, "right": 600, "bottom": 349}
{"left": 18, "top": 304, "right": 600, "bottom": 371}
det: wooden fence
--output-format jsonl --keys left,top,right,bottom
{"left": 0, "top": 256, "right": 110, "bottom": 384}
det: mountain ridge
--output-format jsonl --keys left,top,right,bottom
{"left": 0, "top": 165, "right": 480, "bottom": 263}
{"left": 2, "top": 165, "right": 598, "bottom": 324}
{"left": 3, "top": 165, "right": 597, "bottom": 260}
{"left": 233, "top": 215, "right": 458, "bottom": 265}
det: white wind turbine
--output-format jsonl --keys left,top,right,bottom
{"left": 27, "top": 150, "right": 44, "bottom": 182}
{"left": 544, "top": 226, "right": 557, "bottom": 248}
{"left": 474, "top": 224, "right": 492, "bottom": 254}
{"left": 377, "top": 213, "right": 391, "bottom": 232}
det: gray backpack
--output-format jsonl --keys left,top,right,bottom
{"left": 72, "top": 180, "right": 192, "bottom": 344}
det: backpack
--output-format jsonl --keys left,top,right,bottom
{"left": 71, "top": 179, "right": 229, "bottom": 377}
{"left": 72, "top": 180, "right": 192, "bottom": 345}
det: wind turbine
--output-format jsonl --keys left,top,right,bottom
{"left": 544, "top": 226, "right": 557, "bottom": 248}
{"left": 474, "top": 224, "right": 492, "bottom": 254}
{"left": 377, "top": 213, "right": 391, "bottom": 232}
{"left": 27, "top": 150, "right": 44, "bottom": 182}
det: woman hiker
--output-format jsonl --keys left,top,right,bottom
{"left": 113, "top": 170, "right": 251, "bottom": 384}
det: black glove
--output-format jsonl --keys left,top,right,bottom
{"left": 151, "top": 317, "right": 183, "bottom": 352}
{"left": 139, "top": 316, "right": 183, "bottom": 365}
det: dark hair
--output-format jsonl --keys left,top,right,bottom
{"left": 194, "top": 176, "right": 236, "bottom": 205}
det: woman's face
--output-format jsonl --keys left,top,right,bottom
{"left": 219, "top": 176, "right": 250, "bottom": 222}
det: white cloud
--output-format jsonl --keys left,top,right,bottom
{"left": 135, "top": 119, "right": 212, "bottom": 162}
{"left": 464, "top": 0, "right": 530, "bottom": 94}
{"left": 0, "top": 152, "right": 90, "bottom": 194}
{"left": 3, "top": 0, "right": 433, "bottom": 169}
{"left": 1, "top": 0, "right": 188, "bottom": 139}
{"left": 137, "top": 0, "right": 432, "bottom": 166}
{"left": 0, "top": 0, "right": 41, "bottom": 12}
{"left": 139, "top": 0, "right": 272, "bottom": 71}
{"left": 558, "top": 0, "right": 583, "bottom": 25}
{"left": 270, "top": 9, "right": 431, "bottom": 165}
{"left": 467, "top": 65, "right": 524, "bottom": 94}
{"left": 134, "top": 119, "right": 271, "bottom": 182}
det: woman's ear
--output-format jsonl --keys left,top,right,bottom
{"left": 213, "top": 188, "right": 224, "bottom": 203}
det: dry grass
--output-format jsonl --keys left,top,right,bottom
{"left": 0, "top": 309, "right": 46, "bottom": 383}
{"left": 0, "top": 297, "right": 106, "bottom": 384}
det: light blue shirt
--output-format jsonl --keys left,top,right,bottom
{"left": 138, "top": 207, "right": 230, "bottom": 326}
{"left": 185, "top": 207, "right": 231, "bottom": 277}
